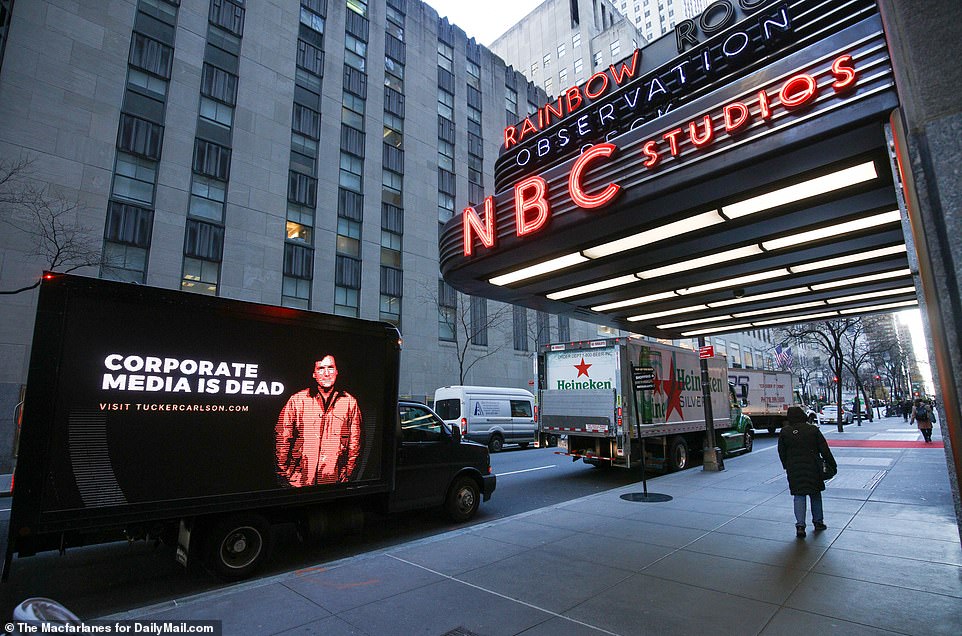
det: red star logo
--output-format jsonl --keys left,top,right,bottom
{"left": 573, "top": 357, "right": 592, "bottom": 377}
{"left": 663, "top": 359, "right": 684, "bottom": 421}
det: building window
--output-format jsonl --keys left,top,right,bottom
{"left": 127, "top": 68, "right": 168, "bottom": 98}
{"left": 346, "top": 0, "right": 367, "bottom": 17}
{"left": 181, "top": 257, "right": 220, "bottom": 295}
{"left": 385, "top": 57, "right": 404, "bottom": 91}
{"left": 470, "top": 297, "right": 487, "bottom": 346}
{"left": 438, "top": 280, "right": 456, "bottom": 341}
{"left": 112, "top": 152, "right": 156, "bottom": 205}
{"left": 380, "top": 229, "right": 401, "bottom": 267}
{"left": 190, "top": 175, "right": 227, "bottom": 222}
{"left": 209, "top": 0, "right": 245, "bottom": 36}
{"left": 103, "top": 241, "right": 148, "bottom": 282}
{"left": 438, "top": 41, "right": 454, "bottom": 72}
{"left": 542, "top": 53, "right": 551, "bottom": 68}
{"left": 117, "top": 114, "right": 163, "bottom": 160}
{"left": 438, "top": 191, "right": 455, "bottom": 223}
{"left": 299, "top": 5, "right": 325, "bottom": 34}
{"left": 384, "top": 114, "right": 403, "bottom": 149}
{"left": 437, "top": 88, "right": 454, "bottom": 120}
{"left": 335, "top": 285, "right": 359, "bottom": 317}
{"left": 438, "top": 139, "right": 454, "bottom": 172}
{"left": 336, "top": 217, "right": 361, "bottom": 257}
{"left": 380, "top": 293, "right": 401, "bottom": 326}
{"left": 342, "top": 92, "right": 366, "bottom": 130}
{"left": 129, "top": 32, "right": 173, "bottom": 78}
{"left": 505, "top": 87, "right": 518, "bottom": 114}
{"left": 557, "top": 42, "right": 566, "bottom": 57}
{"left": 610, "top": 40, "right": 621, "bottom": 58}
{"left": 513, "top": 305, "right": 528, "bottom": 351}
{"left": 574, "top": 57, "right": 583, "bottom": 74}
{"left": 530, "top": 61, "right": 538, "bottom": 76}
{"left": 386, "top": 5, "right": 404, "bottom": 40}
{"left": 466, "top": 59, "right": 481, "bottom": 89}
{"left": 345, "top": 34, "right": 367, "bottom": 72}
{"left": 193, "top": 139, "right": 231, "bottom": 180}
{"left": 573, "top": 32, "right": 582, "bottom": 48}
{"left": 283, "top": 276, "right": 311, "bottom": 309}
{"left": 544, "top": 78, "right": 553, "bottom": 94}
{"left": 593, "top": 51, "right": 603, "bottom": 68}
{"left": 537, "top": 311, "right": 550, "bottom": 346}
{"left": 339, "top": 152, "right": 364, "bottom": 192}
{"left": 382, "top": 169, "right": 402, "bottom": 207}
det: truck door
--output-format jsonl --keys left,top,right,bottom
{"left": 394, "top": 404, "right": 453, "bottom": 509}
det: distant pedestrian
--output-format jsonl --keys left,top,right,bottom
{"left": 911, "top": 398, "right": 934, "bottom": 443}
{"left": 901, "top": 399, "right": 912, "bottom": 423}
{"left": 778, "top": 406, "right": 837, "bottom": 538}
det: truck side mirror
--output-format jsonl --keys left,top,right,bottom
{"left": 450, "top": 425, "right": 462, "bottom": 444}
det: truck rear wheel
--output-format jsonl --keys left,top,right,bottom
{"left": 445, "top": 476, "right": 480, "bottom": 522}
{"left": 204, "top": 514, "right": 272, "bottom": 580}
{"left": 488, "top": 433, "right": 504, "bottom": 453}
{"left": 667, "top": 436, "right": 689, "bottom": 472}
{"left": 743, "top": 430, "right": 754, "bottom": 453}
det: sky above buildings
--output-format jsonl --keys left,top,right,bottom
{"left": 424, "top": 0, "right": 544, "bottom": 45}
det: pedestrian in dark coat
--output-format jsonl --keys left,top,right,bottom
{"left": 778, "top": 406, "right": 837, "bottom": 538}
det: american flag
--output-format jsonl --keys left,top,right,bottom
{"left": 774, "top": 344, "right": 793, "bottom": 368}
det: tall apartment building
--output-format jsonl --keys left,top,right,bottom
{"left": 0, "top": 0, "right": 611, "bottom": 471}
{"left": 613, "top": 0, "right": 710, "bottom": 41}
{"left": 489, "top": 0, "right": 644, "bottom": 98}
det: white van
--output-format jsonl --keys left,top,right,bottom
{"left": 433, "top": 386, "right": 536, "bottom": 452}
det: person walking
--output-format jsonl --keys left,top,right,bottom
{"left": 901, "top": 398, "right": 912, "bottom": 423}
{"left": 911, "top": 398, "right": 934, "bottom": 443}
{"left": 778, "top": 406, "right": 838, "bottom": 538}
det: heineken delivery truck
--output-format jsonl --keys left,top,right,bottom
{"left": 537, "top": 338, "right": 753, "bottom": 471}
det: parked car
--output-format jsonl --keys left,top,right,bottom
{"left": 818, "top": 404, "right": 854, "bottom": 425}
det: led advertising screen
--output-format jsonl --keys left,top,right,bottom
{"left": 28, "top": 276, "right": 397, "bottom": 514}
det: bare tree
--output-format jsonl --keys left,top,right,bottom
{"left": 423, "top": 280, "right": 511, "bottom": 384}
{"left": 0, "top": 158, "right": 103, "bottom": 294}
{"left": 839, "top": 319, "right": 885, "bottom": 422}
{"left": 777, "top": 318, "right": 858, "bottom": 432}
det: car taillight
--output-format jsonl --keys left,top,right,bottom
{"left": 460, "top": 417, "right": 467, "bottom": 434}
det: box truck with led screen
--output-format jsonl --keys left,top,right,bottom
{"left": 537, "top": 338, "right": 754, "bottom": 471}
{"left": 3, "top": 274, "right": 494, "bottom": 580}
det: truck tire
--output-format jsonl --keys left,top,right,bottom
{"left": 204, "top": 514, "right": 272, "bottom": 580}
{"left": 767, "top": 426, "right": 776, "bottom": 435}
{"left": 546, "top": 434, "right": 559, "bottom": 447}
{"left": 518, "top": 442, "right": 529, "bottom": 449}
{"left": 488, "top": 433, "right": 504, "bottom": 453}
{"left": 667, "top": 436, "right": 689, "bottom": 472}
{"left": 743, "top": 430, "right": 754, "bottom": 453}
{"left": 445, "top": 475, "right": 480, "bottom": 522}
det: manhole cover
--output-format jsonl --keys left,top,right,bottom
{"left": 621, "top": 492, "right": 673, "bottom": 502}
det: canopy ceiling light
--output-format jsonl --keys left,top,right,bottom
{"left": 681, "top": 322, "right": 755, "bottom": 336}
{"left": 750, "top": 311, "right": 841, "bottom": 327}
{"left": 591, "top": 290, "right": 679, "bottom": 312}
{"left": 547, "top": 274, "right": 640, "bottom": 300}
{"left": 826, "top": 286, "right": 917, "bottom": 304}
{"left": 636, "top": 245, "right": 764, "bottom": 279}
{"left": 581, "top": 210, "right": 726, "bottom": 259}
{"left": 707, "top": 286, "right": 811, "bottom": 307}
{"left": 731, "top": 300, "right": 827, "bottom": 318}
{"left": 658, "top": 314, "right": 735, "bottom": 329}
{"left": 626, "top": 304, "right": 707, "bottom": 322}
{"left": 676, "top": 268, "right": 791, "bottom": 296}
{"left": 839, "top": 300, "right": 917, "bottom": 314}
{"left": 811, "top": 267, "right": 912, "bottom": 290}
{"left": 489, "top": 252, "right": 587, "bottom": 286}
{"left": 760, "top": 210, "right": 901, "bottom": 250}
{"left": 789, "top": 244, "right": 907, "bottom": 273}
{"left": 720, "top": 161, "right": 878, "bottom": 219}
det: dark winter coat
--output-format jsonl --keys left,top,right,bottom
{"left": 778, "top": 423, "right": 837, "bottom": 495}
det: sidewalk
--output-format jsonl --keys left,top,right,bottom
{"left": 103, "top": 415, "right": 962, "bottom": 635}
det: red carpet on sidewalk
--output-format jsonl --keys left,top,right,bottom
{"left": 827, "top": 439, "right": 943, "bottom": 448}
